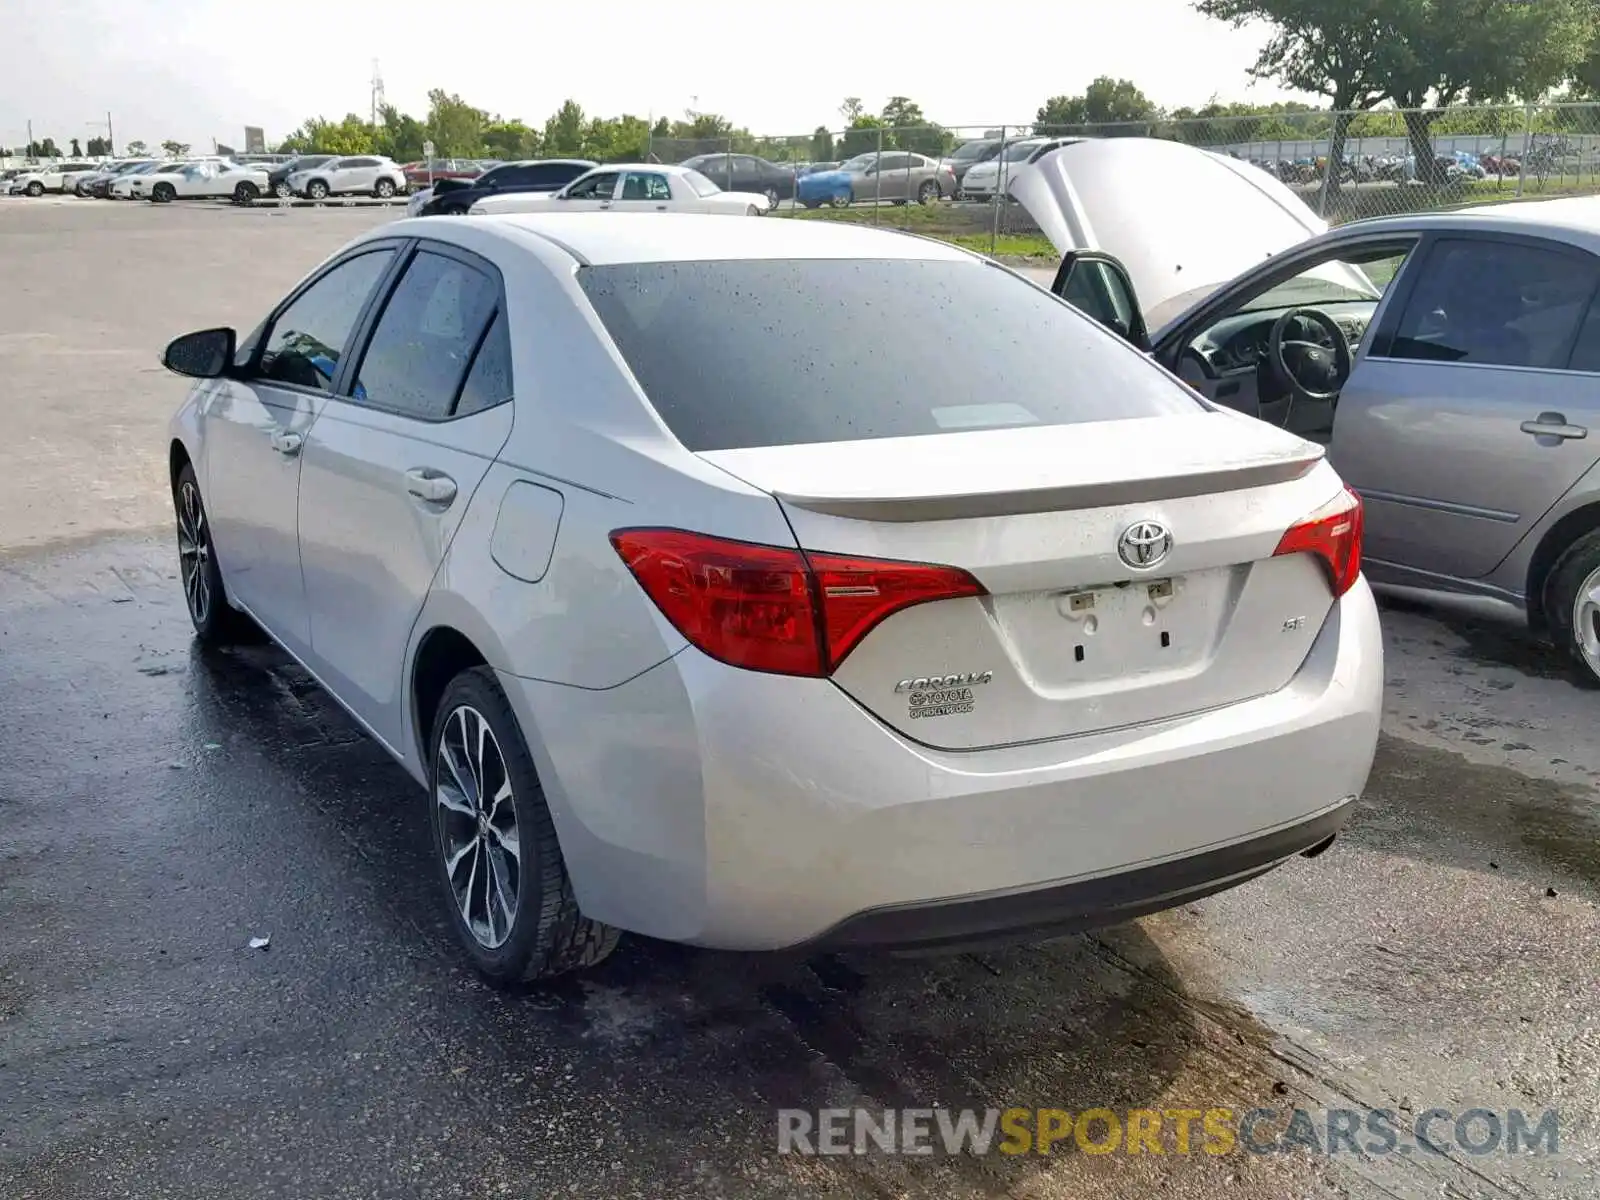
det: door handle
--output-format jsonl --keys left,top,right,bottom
{"left": 1520, "top": 412, "right": 1587, "bottom": 440}
{"left": 599, "top": 201, "right": 611, "bottom": 209}
{"left": 270, "top": 430, "right": 303, "bottom": 456}
{"left": 655, "top": 204, "right": 668, "bottom": 210}
{"left": 405, "top": 469, "right": 457, "bottom": 505}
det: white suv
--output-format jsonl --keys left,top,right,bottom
{"left": 287, "top": 155, "right": 406, "bottom": 199}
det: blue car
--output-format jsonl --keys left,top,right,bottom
{"left": 797, "top": 165, "right": 858, "bottom": 208}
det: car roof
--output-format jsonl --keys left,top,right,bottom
{"left": 403, "top": 211, "right": 978, "bottom": 266}
{"left": 1334, "top": 197, "right": 1600, "bottom": 253}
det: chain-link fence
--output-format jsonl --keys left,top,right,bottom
{"left": 640, "top": 103, "right": 1600, "bottom": 259}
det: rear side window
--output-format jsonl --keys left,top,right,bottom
{"left": 1389, "top": 238, "right": 1598, "bottom": 369}
{"left": 352, "top": 250, "right": 499, "bottom": 420}
{"left": 455, "top": 310, "right": 514, "bottom": 416}
{"left": 579, "top": 259, "right": 1198, "bottom": 451}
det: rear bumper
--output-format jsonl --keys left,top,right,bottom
{"left": 503, "top": 577, "right": 1383, "bottom": 951}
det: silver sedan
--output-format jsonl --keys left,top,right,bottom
{"left": 161, "top": 212, "right": 1382, "bottom": 982}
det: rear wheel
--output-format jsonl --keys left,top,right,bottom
{"left": 829, "top": 189, "right": 851, "bottom": 209}
{"left": 151, "top": 182, "right": 176, "bottom": 203}
{"left": 25, "top": 181, "right": 43, "bottom": 197}
{"left": 917, "top": 179, "right": 940, "bottom": 205}
{"left": 746, "top": 203, "right": 761, "bottom": 216}
{"left": 233, "top": 181, "right": 259, "bottom": 204}
{"left": 803, "top": 200, "right": 822, "bottom": 210}
{"left": 1543, "top": 529, "right": 1600, "bottom": 688}
{"left": 429, "top": 667, "right": 621, "bottom": 982}
{"left": 273, "top": 180, "right": 294, "bottom": 199}
{"left": 374, "top": 178, "right": 396, "bottom": 199}
{"left": 306, "top": 179, "right": 329, "bottom": 200}
{"left": 763, "top": 186, "right": 781, "bottom": 211}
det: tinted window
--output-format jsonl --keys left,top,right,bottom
{"left": 580, "top": 259, "right": 1197, "bottom": 451}
{"left": 527, "top": 162, "right": 589, "bottom": 186}
{"left": 1566, "top": 293, "right": 1600, "bottom": 372}
{"left": 621, "top": 172, "right": 671, "bottom": 200}
{"left": 455, "top": 309, "right": 514, "bottom": 417}
{"left": 1390, "top": 238, "right": 1598, "bottom": 369}
{"left": 345, "top": 157, "right": 378, "bottom": 169}
{"left": 352, "top": 250, "right": 499, "bottom": 420}
{"left": 259, "top": 250, "right": 395, "bottom": 391}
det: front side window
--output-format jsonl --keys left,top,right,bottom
{"left": 566, "top": 171, "right": 618, "bottom": 199}
{"left": 352, "top": 250, "right": 499, "bottom": 420}
{"left": 580, "top": 258, "right": 1198, "bottom": 451}
{"left": 257, "top": 249, "right": 395, "bottom": 392}
{"left": 1389, "top": 238, "right": 1598, "bottom": 369}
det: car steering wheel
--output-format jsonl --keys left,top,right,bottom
{"left": 1268, "top": 307, "right": 1352, "bottom": 404}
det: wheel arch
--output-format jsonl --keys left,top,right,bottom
{"left": 1525, "top": 498, "right": 1600, "bottom": 632}
{"left": 169, "top": 438, "right": 194, "bottom": 494}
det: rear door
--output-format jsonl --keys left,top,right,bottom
{"left": 613, "top": 170, "right": 674, "bottom": 211}
{"left": 582, "top": 256, "right": 1344, "bottom": 751}
{"left": 1335, "top": 232, "right": 1600, "bottom": 578}
{"left": 296, "top": 241, "right": 514, "bottom": 747}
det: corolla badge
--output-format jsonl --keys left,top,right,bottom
{"left": 1117, "top": 520, "right": 1172, "bottom": 570}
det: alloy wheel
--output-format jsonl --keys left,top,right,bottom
{"left": 176, "top": 480, "right": 211, "bottom": 627}
{"left": 436, "top": 705, "right": 521, "bottom": 950}
{"left": 1572, "top": 564, "right": 1600, "bottom": 681}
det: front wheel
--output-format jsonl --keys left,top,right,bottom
{"left": 828, "top": 189, "right": 851, "bottom": 209}
{"left": 917, "top": 180, "right": 940, "bottom": 205}
{"left": 803, "top": 199, "right": 822, "bottom": 209}
{"left": 374, "top": 178, "right": 396, "bottom": 198}
{"left": 151, "top": 182, "right": 175, "bottom": 204}
{"left": 273, "top": 180, "right": 293, "bottom": 199}
{"left": 746, "top": 203, "right": 761, "bottom": 216}
{"left": 306, "top": 180, "right": 329, "bottom": 200}
{"left": 763, "top": 186, "right": 781, "bottom": 211}
{"left": 1543, "top": 529, "right": 1600, "bottom": 688}
{"left": 233, "top": 181, "right": 259, "bottom": 204}
{"left": 25, "top": 181, "right": 43, "bottom": 197}
{"left": 429, "top": 668, "right": 621, "bottom": 982}
{"left": 174, "top": 464, "right": 251, "bottom": 645}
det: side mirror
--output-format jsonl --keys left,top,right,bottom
{"left": 162, "top": 327, "right": 236, "bottom": 379}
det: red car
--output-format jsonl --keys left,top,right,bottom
{"left": 401, "top": 158, "right": 490, "bottom": 189}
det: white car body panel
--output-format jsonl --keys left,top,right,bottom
{"left": 137, "top": 162, "right": 269, "bottom": 199}
{"left": 1012, "top": 138, "right": 1372, "bottom": 331}
{"left": 166, "top": 211, "right": 1382, "bottom": 955}
{"left": 286, "top": 156, "right": 406, "bottom": 197}
{"left": 470, "top": 164, "right": 767, "bottom": 216}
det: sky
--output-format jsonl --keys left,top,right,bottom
{"left": 0, "top": 0, "right": 1312, "bottom": 152}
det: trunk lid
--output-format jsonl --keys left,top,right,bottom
{"left": 1011, "top": 138, "right": 1329, "bottom": 331}
{"left": 700, "top": 413, "right": 1343, "bottom": 750}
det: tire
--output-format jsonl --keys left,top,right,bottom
{"left": 763, "top": 186, "right": 780, "bottom": 211}
{"left": 273, "top": 180, "right": 294, "bottom": 199}
{"left": 25, "top": 181, "right": 43, "bottom": 197}
{"left": 75, "top": 182, "right": 91, "bottom": 197}
{"left": 1542, "top": 528, "right": 1600, "bottom": 688}
{"left": 173, "top": 464, "right": 252, "bottom": 646}
{"left": 917, "top": 179, "right": 940, "bottom": 205}
{"left": 429, "top": 667, "right": 621, "bottom": 982}
{"left": 829, "top": 189, "right": 851, "bottom": 209}
{"left": 233, "top": 181, "right": 259, "bottom": 204}
{"left": 307, "top": 180, "right": 329, "bottom": 200}
{"left": 803, "top": 200, "right": 822, "bottom": 210}
{"left": 374, "top": 178, "right": 396, "bottom": 199}
{"left": 151, "top": 182, "right": 175, "bottom": 204}
{"left": 746, "top": 204, "right": 761, "bottom": 216}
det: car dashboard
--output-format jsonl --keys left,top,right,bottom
{"left": 1186, "top": 301, "right": 1379, "bottom": 375}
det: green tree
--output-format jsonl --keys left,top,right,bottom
{"left": 69, "top": 137, "right": 82, "bottom": 157}
{"left": 85, "top": 135, "right": 109, "bottom": 156}
{"left": 1195, "top": 0, "right": 1593, "bottom": 186}
{"left": 125, "top": 139, "right": 148, "bottom": 156}
{"left": 376, "top": 103, "right": 427, "bottom": 162}
{"left": 1035, "top": 77, "right": 1160, "bottom": 136}
{"left": 160, "top": 139, "right": 189, "bottom": 157}
{"left": 879, "top": 96, "right": 951, "bottom": 155}
{"left": 279, "top": 115, "right": 373, "bottom": 154}
{"left": 810, "top": 126, "right": 835, "bottom": 160}
{"left": 543, "top": 100, "right": 587, "bottom": 156}
{"left": 838, "top": 115, "right": 885, "bottom": 158}
{"left": 482, "top": 118, "right": 540, "bottom": 160}
{"left": 839, "top": 97, "right": 865, "bottom": 122}
{"left": 1034, "top": 94, "right": 1088, "bottom": 133}
{"left": 426, "top": 89, "right": 486, "bottom": 157}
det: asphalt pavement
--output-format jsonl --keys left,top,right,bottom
{"left": 0, "top": 199, "right": 1596, "bottom": 1200}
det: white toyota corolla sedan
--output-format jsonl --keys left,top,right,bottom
{"left": 161, "top": 212, "right": 1383, "bottom": 982}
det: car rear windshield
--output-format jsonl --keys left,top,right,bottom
{"left": 578, "top": 259, "right": 1197, "bottom": 451}
{"left": 950, "top": 140, "right": 996, "bottom": 161}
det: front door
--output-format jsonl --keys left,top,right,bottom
{"left": 559, "top": 170, "right": 620, "bottom": 211}
{"left": 296, "top": 244, "right": 514, "bottom": 748}
{"left": 1332, "top": 233, "right": 1600, "bottom": 579}
{"left": 200, "top": 246, "right": 398, "bottom": 656}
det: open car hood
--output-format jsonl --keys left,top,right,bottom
{"left": 1012, "top": 138, "right": 1333, "bottom": 331}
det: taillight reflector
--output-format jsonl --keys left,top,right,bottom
{"left": 1273, "top": 487, "right": 1363, "bottom": 597}
{"left": 609, "top": 528, "right": 986, "bottom": 677}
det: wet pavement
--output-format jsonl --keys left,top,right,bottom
{"left": 1, "top": 200, "right": 1598, "bottom": 1199}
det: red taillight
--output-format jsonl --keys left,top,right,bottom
{"left": 1273, "top": 487, "right": 1363, "bottom": 597}
{"left": 610, "top": 528, "right": 986, "bottom": 677}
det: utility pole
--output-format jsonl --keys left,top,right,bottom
{"left": 26, "top": 118, "right": 32, "bottom": 158}
{"left": 106, "top": 111, "right": 114, "bottom": 156}
{"left": 371, "top": 59, "right": 385, "bottom": 129}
